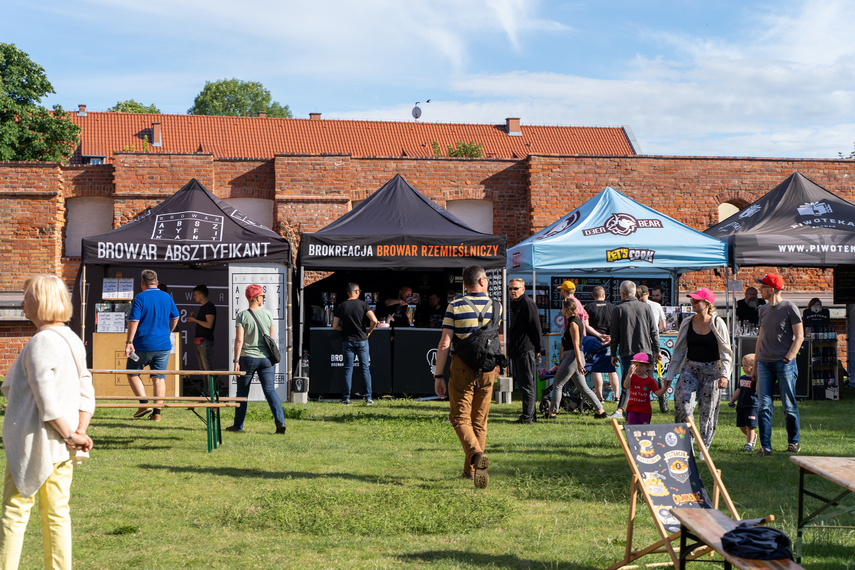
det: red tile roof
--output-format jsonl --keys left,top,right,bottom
{"left": 68, "top": 110, "right": 638, "bottom": 163}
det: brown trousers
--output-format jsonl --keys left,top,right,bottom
{"left": 448, "top": 355, "right": 497, "bottom": 476}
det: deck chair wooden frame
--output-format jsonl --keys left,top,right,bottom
{"left": 608, "top": 419, "right": 740, "bottom": 569}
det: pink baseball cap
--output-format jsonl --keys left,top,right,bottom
{"left": 631, "top": 353, "right": 650, "bottom": 364}
{"left": 245, "top": 284, "right": 264, "bottom": 301}
{"left": 687, "top": 287, "right": 715, "bottom": 304}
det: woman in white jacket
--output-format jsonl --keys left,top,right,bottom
{"left": 0, "top": 275, "right": 95, "bottom": 569}
{"left": 665, "top": 288, "right": 733, "bottom": 449}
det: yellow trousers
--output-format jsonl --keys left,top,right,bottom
{"left": 0, "top": 460, "right": 73, "bottom": 570}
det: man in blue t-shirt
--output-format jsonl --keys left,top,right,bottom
{"left": 125, "top": 269, "right": 179, "bottom": 422}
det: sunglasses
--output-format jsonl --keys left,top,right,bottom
{"left": 508, "top": 286, "right": 522, "bottom": 291}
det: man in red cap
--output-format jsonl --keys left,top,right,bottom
{"left": 752, "top": 273, "right": 803, "bottom": 456}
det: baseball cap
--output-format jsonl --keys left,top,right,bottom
{"left": 755, "top": 273, "right": 784, "bottom": 291}
{"left": 245, "top": 284, "right": 264, "bottom": 301}
{"left": 687, "top": 287, "right": 715, "bottom": 304}
{"left": 558, "top": 280, "right": 576, "bottom": 292}
{"left": 631, "top": 353, "right": 650, "bottom": 364}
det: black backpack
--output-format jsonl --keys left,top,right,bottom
{"left": 452, "top": 298, "right": 507, "bottom": 374}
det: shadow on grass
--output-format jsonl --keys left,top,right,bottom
{"left": 138, "top": 463, "right": 380, "bottom": 482}
{"left": 398, "top": 550, "right": 599, "bottom": 569}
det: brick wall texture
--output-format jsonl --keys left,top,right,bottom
{"left": 1, "top": 153, "right": 854, "bottom": 371}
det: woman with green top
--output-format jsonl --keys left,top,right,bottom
{"left": 227, "top": 284, "right": 286, "bottom": 434}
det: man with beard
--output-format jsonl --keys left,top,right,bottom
{"left": 736, "top": 286, "right": 765, "bottom": 326}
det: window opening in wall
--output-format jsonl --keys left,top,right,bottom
{"left": 446, "top": 199, "right": 494, "bottom": 234}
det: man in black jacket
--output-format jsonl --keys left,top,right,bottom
{"left": 507, "top": 278, "right": 542, "bottom": 424}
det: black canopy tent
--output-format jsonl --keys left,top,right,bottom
{"left": 79, "top": 178, "right": 293, "bottom": 384}
{"left": 706, "top": 171, "right": 855, "bottom": 389}
{"left": 706, "top": 172, "right": 855, "bottom": 269}
{"left": 297, "top": 174, "right": 507, "bottom": 394}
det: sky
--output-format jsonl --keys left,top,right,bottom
{"left": 4, "top": 0, "right": 855, "bottom": 159}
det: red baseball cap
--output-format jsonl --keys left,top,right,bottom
{"left": 755, "top": 273, "right": 784, "bottom": 291}
{"left": 687, "top": 287, "right": 715, "bottom": 304}
{"left": 245, "top": 284, "right": 264, "bottom": 301}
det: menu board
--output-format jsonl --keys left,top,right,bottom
{"left": 485, "top": 268, "right": 504, "bottom": 303}
{"left": 550, "top": 276, "right": 673, "bottom": 308}
{"left": 101, "top": 278, "right": 135, "bottom": 300}
{"left": 833, "top": 265, "right": 855, "bottom": 304}
{"left": 624, "top": 423, "right": 712, "bottom": 533}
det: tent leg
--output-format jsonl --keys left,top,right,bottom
{"left": 299, "top": 266, "right": 305, "bottom": 376}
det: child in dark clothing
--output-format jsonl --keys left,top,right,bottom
{"left": 728, "top": 353, "right": 758, "bottom": 451}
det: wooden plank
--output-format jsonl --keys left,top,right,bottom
{"left": 95, "top": 403, "right": 239, "bottom": 408}
{"left": 94, "top": 396, "right": 246, "bottom": 401}
{"left": 789, "top": 456, "right": 855, "bottom": 493}
{"left": 671, "top": 508, "right": 803, "bottom": 570}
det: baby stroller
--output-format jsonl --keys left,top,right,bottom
{"left": 539, "top": 336, "right": 612, "bottom": 418}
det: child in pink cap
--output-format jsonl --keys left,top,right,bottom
{"left": 623, "top": 353, "right": 667, "bottom": 424}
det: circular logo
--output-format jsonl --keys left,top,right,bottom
{"left": 604, "top": 213, "right": 639, "bottom": 236}
{"left": 665, "top": 432, "right": 678, "bottom": 447}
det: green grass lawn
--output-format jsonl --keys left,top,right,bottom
{"left": 1, "top": 388, "right": 854, "bottom": 569}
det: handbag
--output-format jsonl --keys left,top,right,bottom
{"left": 247, "top": 309, "right": 281, "bottom": 364}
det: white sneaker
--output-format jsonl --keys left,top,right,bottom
{"left": 607, "top": 411, "right": 624, "bottom": 420}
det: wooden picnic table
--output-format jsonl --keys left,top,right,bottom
{"left": 789, "top": 455, "right": 855, "bottom": 563}
{"left": 91, "top": 369, "right": 245, "bottom": 452}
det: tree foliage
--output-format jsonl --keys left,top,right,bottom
{"left": 107, "top": 99, "right": 161, "bottom": 113}
{"left": 431, "top": 140, "right": 484, "bottom": 158}
{"left": 187, "top": 79, "right": 292, "bottom": 118}
{"left": 839, "top": 142, "right": 855, "bottom": 159}
{"left": 0, "top": 43, "right": 80, "bottom": 162}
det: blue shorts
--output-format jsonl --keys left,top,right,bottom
{"left": 736, "top": 407, "right": 758, "bottom": 428}
{"left": 127, "top": 349, "right": 171, "bottom": 379}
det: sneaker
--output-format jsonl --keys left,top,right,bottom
{"left": 607, "top": 410, "right": 624, "bottom": 420}
{"left": 225, "top": 425, "right": 243, "bottom": 432}
{"left": 149, "top": 413, "right": 161, "bottom": 422}
{"left": 786, "top": 443, "right": 800, "bottom": 453}
{"left": 340, "top": 399, "right": 351, "bottom": 405}
{"left": 275, "top": 423, "right": 287, "bottom": 434}
{"left": 755, "top": 448, "right": 772, "bottom": 457}
{"left": 743, "top": 442, "right": 755, "bottom": 452}
{"left": 133, "top": 407, "right": 152, "bottom": 418}
{"left": 471, "top": 452, "right": 489, "bottom": 489}
{"left": 513, "top": 417, "right": 533, "bottom": 424}
{"left": 365, "top": 399, "right": 374, "bottom": 406}
{"left": 594, "top": 411, "right": 608, "bottom": 419}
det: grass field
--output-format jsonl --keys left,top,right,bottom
{"left": 1, "top": 387, "right": 854, "bottom": 569}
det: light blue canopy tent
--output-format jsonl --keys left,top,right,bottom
{"left": 508, "top": 186, "right": 728, "bottom": 277}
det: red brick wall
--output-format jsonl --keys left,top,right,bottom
{"left": 3, "top": 152, "right": 855, "bottom": 372}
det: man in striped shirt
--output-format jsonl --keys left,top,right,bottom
{"left": 434, "top": 265, "right": 502, "bottom": 489}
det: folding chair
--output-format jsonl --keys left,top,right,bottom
{"left": 608, "top": 419, "right": 740, "bottom": 569}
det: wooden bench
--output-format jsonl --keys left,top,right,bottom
{"left": 91, "top": 369, "right": 245, "bottom": 452}
{"left": 670, "top": 508, "right": 804, "bottom": 570}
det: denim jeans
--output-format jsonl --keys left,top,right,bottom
{"left": 342, "top": 340, "right": 372, "bottom": 401}
{"left": 232, "top": 356, "right": 285, "bottom": 429}
{"left": 127, "top": 349, "right": 171, "bottom": 379}
{"left": 756, "top": 359, "right": 800, "bottom": 450}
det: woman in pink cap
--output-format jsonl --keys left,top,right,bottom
{"left": 664, "top": 288, "right": 733, "bottom": 448}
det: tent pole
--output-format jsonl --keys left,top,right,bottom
{"left": 81, "top": 264, "right": 87, "bottom": 342}
{"left": 502, "top": 267, "right": 507, "bottom": 356}
{"left": 299, "top": 265, "right": 305, "bottom": 376}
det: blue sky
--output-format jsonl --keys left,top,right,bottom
{"left": 4, "top": 0, "right": 855, "bottom": 158}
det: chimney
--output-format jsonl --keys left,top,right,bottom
{"left": 309, "top": 113, "right": 322, "bottom": 121}
{"left": 506, "top": 117, "right": 521, "bottom": 136}
{"left": 77, "top": 104, "right": 87, "bottom": 117}
{"left": 257, "top": 112, "right": 266, "bottom": 118}
{"left": 152, "top": 122, "right": 162, "bottom": 147}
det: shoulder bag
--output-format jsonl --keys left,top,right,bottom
{"left": 247, "top": 309, "right": 281, "bottom": 364}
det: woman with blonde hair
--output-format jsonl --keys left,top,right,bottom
{"left": 0, "top": 274, "right": 95, "bottom": 569}
{"left": 665, "top": 287, "right": 733, "bottom": 448}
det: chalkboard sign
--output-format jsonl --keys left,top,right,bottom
{"left": 624, "top": 423, "right": 712, "bottom": 533}
{"left": 833, "top": 265, "right": 855, "bottom": 305}
{"left": 549, "top": 276, "right": 673, "bottom": 308}
{"left": 485, "top": 268, "right": 504, "bottom": 303}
